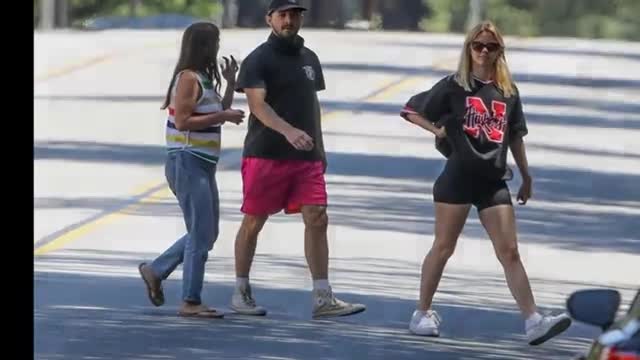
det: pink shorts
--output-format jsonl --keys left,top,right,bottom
{"left": 240, "top": 157, "right": 328, "bottom": 215}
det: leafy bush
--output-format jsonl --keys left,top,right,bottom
{"left": 420, "top": 0, "right": 639, "bottom": 41}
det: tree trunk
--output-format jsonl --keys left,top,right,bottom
{"left": 467, "top": 0, "right": 486, "bottom": 30}
{"left": 361, "top": 0, "right": 378, "bottom": 20}
{"left": 129, "top": 0, "right": 142, "bottom": 17}
{"left": 39, "top": 0, "right": 55, "bottom": 29}
{"left": 222, "top": 0, "right": 239, "bottom": 28}
{"left": 55, "top": 0, "right": 69, "bottom": 27}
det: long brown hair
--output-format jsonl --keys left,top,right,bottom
{"left": 161, "top": 22, "right": 222, "bottom": 109}
{"left": 454, "top": 20, "right": 515, "bottom": 97}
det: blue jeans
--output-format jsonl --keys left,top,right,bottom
{"left": 150, "top": 151, "right": 220, "bottom": 304}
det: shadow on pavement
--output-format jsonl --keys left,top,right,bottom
{"left": 33, "top": 143, "right": 640, "bottom": 254}
{"left": 320, "top": 63, "right": 640, "bottom": 90}
{"left": 33, "top": 95, "right": 640, "bottom": 130}
{"left": 35, "top": 250, "right": 608, "bottom": 360}
{"left": 33, "top": 93, "right": 640, "bottom": 116}
{"left": 33, "top": 141, "right": 243, "bottom": 166}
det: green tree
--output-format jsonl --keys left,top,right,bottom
{"left": 420, "top": 0, "right": 639, "bottom": 41}
{"left": 614, "top": 0, "right": 640, "bottom": 40}
{"left": 63, "top": 0, "right": 222, "bottom": 26}
{"left": 420, "top": 0, "right": 468, "bottom": 33}
{"left": 486, "top": 0, "right": 537, "bottom": 36}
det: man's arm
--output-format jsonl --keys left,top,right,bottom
{"left": 314, "top": 58, "right": 327, "bottom": 170}
{"left": 315, "top": 112, "right": 327, "bottom": 171}
{"left": 245, "top": 88, "right": 314, "bottom": 151}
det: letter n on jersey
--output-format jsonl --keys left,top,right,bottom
{"left": 464, "top": 97, "right": 507, "bottom": 143}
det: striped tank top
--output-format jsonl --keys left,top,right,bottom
{"left": 166, "top": 70, "right": 223, "bottom": 163}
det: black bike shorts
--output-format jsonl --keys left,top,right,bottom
{"left": 433, "top": 163, "right": 512, "bottom": 211}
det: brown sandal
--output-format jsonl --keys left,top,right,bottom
{"left": 138, "top": 263, "right": 164, "bottom": 307}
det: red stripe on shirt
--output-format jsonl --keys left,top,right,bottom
{"left": 168, "top": 107, "right": 210, "bottom": 117}
{"left": 400, "top": 106, "right": 418, "bottom": 115}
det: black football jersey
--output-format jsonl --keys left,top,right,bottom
{"left": 401, "top": 74, "right": 528, "bottom": 180}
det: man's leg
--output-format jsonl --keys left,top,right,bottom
{"left": 301, "top": 205, "right": 328, "bottom": 280}
{"left": 298, "top": 205, "right": 366, "bottom": 318}
{"left": 235, "top": 214, "right": 268, "bottom": 278}
{"left": 231, "top": 214, "right": 269, "bottom": 315}
{"left": 231, "top": 158, "right": 286, "bottom": 315}
{"left": 235, "top": 157, "right": 285, "bottom": 278}
{"left": 290, "top": 161, "right": 366, "bottom": 319}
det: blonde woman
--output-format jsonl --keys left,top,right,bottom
{"left": 399, "top": 21, "right": 571, "bottom": 345}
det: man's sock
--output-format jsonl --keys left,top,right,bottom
{"left": 236, "top": 277, "right": 249, "bottom": 290}
{"left": 313, "top": 279, "right": 330, "bottom": 291}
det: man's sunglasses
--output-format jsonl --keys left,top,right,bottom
{"left": 470, "top": 41, "right": 501, "bottom": 53}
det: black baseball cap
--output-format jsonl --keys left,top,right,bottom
{"left": 268, "top": 0, "right": 308, "bottom": 15}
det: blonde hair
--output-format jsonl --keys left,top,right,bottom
{"left": 455, "top": 20, "right": 516, "bottom": 98}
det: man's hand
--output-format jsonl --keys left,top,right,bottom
{"left": 284, "top": 127, "right": 314, "bottom": 151}
{"left": 517, "top": 175, "right": 532, "bottom": 205}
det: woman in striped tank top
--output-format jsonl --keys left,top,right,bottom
{"left": 138, "top": 22, "right": 245, "bottom": 318}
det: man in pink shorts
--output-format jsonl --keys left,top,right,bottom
{"left": 229, "top": 0, "right": 366, "bottom": 319}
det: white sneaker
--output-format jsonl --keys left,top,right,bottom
{"left": 409, "top": 310, "right": 442, "bottom": 337}
{"left": 230, "top": 284, "right": 267, "bottom": 316}
{"left": 526, "top": 313, "right": 572, "bottom": 345}
{"left": 312, "top": 287, "right": 366, "bottom": 319}
{"left": 409, "top": 309, "right": 441, "bottom": 336}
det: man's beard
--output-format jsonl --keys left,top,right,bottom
{"left": 275, "top": 27, "right": 298, "bottom": 39}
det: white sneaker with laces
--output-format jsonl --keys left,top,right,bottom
{"left": 409, "top": 309, "right": 441, "bottom": 336}
{"left": 312, "top": 287, "right": 366, "bottom": 319}
{"left": 526, "top": 313, "right": 572, "bottom": 345}
{"left": 230, "top": 284, "right": 267, "bottom": 316}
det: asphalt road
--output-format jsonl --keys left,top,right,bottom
{"left": 34, "top": 28, "right": 640, "bottom": 360}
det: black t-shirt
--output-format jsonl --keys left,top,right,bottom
{"left": 235, "top": 32, "right": 326, "bottom": 161}
{"left": 401, "top": 74, "right": 528, "bottom": 180}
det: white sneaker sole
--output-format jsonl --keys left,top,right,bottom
{"left": 528, "top": 317, "right": 572, "bottom": 346}
{"left": 229, "top": 304, "right": 267, "bottom": 316}
{"left": 410, "top": 327, "right": 440, "bottom": 337}
{"left": 312, "top": 305, "right": 366, "bottom": 319}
